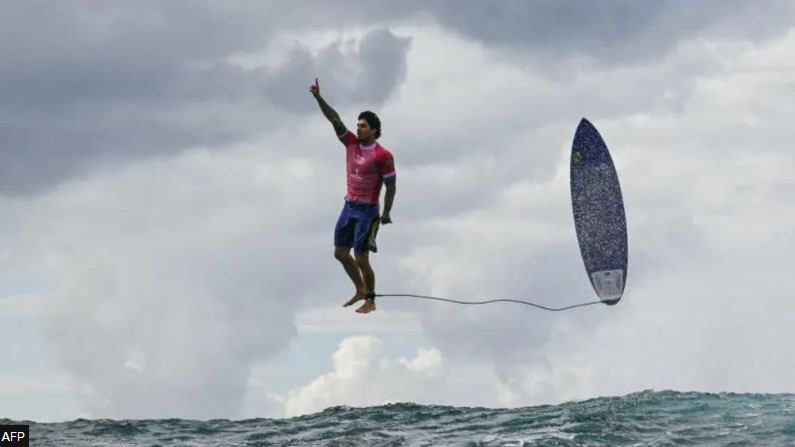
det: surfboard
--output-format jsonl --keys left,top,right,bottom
{"left": 570, "top": 118, "right": 628, "bottom": 305}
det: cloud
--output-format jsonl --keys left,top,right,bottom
{"left": 279, "top": 335, "right": 450, "bottom": 417}
{"left": 265, "top": 28, "right": 411, "bottom": 112}
{"left": 0, "top": 0, "right": 412, "bottom": 196}
{"left": 272, "top": 0, "right": 795, "bottom": 69}
{"left": 399, "top": 0, "right": 795, "bottom": 68}
{"left": 491, "top": 250, "right": 795, "bottom": 406}
{"left": 12, "top": 145, "right": 327, "bottom": 419}
{"left": 6, "top": 1, "right": 791, "bottom": 196}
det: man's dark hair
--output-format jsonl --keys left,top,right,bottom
{"left": 358, "top": 110, "right": 382, "bottom": 139}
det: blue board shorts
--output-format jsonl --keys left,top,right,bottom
{"left": 334, "top": 199, "right": 381, "bottom": 253}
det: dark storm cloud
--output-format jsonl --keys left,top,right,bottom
{"left": 265, "top": 28, "right": 411, "bottom": 112}
{"left": 2, "top": 0, "right": 792, "bottom": 196}
{"left": 400, "top": 0, "right": 795, "bottom": 64}
{"left": 0, "top": 2, "right": 410, "bottom": 196}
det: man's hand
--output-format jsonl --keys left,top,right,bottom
{"left": 380, "top": 213, "right": 392, "bottom": 224}
{"left": 310, "top": 77, "right": 320, "bottom": 98}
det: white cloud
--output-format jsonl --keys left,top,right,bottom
{"left": 241, "top": 375, "right": 289, "bottom": 419}
{"left": 280, "top": 336, "right": 451, "bottom": 417}
{"left": 5, "top": 143, "right": 327, "bottom": 419}
{"left": 398, "top": 347, "right": 443, "bottom": 378}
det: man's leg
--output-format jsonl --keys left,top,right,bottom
{"left": 334, "top": 203, "right": 367, "bottom": 306}
{"left": 354, "top": 250, "right": 376, "bottom": 313}
{"left": 336, "top": 246, "right": 367, "bottom": 306}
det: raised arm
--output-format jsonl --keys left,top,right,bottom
{"left": 310, "top": 78, "right": 346, "bottom": 136}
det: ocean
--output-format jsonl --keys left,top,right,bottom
{"left": 6, "top": 390, "right": 795, "bottom": 446}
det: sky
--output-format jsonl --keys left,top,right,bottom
{"left": 1, "top": 0, "right": 794, "bottom": 422}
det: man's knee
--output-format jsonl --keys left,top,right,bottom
{"left": 334, "top": 247, "right": 350, "bottom": 261}
{"left": 354, "top": 251, "right": 370, "bottom": 268}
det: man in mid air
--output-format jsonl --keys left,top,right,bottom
{"left": 310, "top": 78, "right": 397, "bottom": 314}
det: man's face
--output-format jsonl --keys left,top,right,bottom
{"left": 357, "top": 119, "right": 376, "bottom": 143}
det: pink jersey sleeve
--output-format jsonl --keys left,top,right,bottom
{"left": 339, "top": 129, "right": 357, "bottom": 147}
{"left": 377, "top": 149, "right": 396, "bottom": 178}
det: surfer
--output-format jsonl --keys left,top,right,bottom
{"left": 310, "top": 78, "right": 397, "bottom": 314}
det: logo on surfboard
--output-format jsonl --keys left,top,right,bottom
{"left": 572, "top": 150, "right": 584, "bottom": 165}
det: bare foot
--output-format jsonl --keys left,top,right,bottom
{"left": 355, "top": 299, "right": 376, "bottom": 314}
{"left": 343, "top": 290, "right": 366, "bottom": 307}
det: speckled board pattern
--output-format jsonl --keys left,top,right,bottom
{"left": 570, "top": 118, "right": 628, "bottom": 305}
